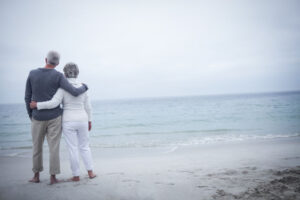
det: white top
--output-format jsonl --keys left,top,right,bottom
{"left": 37, "top": 78, "right": 92, "bottom": 122}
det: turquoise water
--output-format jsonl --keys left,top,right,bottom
{"left": 0, "top": 91, "right": 300, "bottom": 154}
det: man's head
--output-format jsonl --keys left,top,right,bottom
{"left": 45, "top": 51, "right": 60, "bottom": 67}
{"left": 63, "top": 62, "right": 79, "bottom": 78}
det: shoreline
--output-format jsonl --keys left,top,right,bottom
{"left": 1, "top": 135, "right": 300, "bottom": 158}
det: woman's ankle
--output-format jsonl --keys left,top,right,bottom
{"left": 88, "top": 170, "right": 96, "bottom": 178}
{"left": 72, "top": 176, "right": 80, "bottom": 181}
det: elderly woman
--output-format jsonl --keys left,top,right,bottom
{"left": 30, "top": 62, "right": 96, "bottom": 181}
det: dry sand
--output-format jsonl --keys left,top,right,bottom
{"left": 0, "top": 137, "right": 300, "bottom": 200}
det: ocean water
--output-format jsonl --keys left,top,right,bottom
{"left": 0, "top": 91, "right": 300, "bottom": 155}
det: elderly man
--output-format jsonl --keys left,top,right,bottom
{"left": 25, "top": 51, "right": 88, "bottom": 184}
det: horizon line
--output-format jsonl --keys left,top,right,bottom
{"left": 94, "top": 89, "right": 300, "bottom": 102}
{"left": 1, "top": 89, "right": 299, "bottom": 105}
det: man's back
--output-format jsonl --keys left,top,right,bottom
{"left": 27, "top": 68, "right": 64, "bottom": 120}
{"left": 30, "top": 68, "right": 63, "bottom": 101}
{"left": 25, "top": 68, "right": 87, "bottom": 121}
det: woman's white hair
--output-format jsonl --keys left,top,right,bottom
{"left": 63, "top": 62, "right": 79, "bottom": 78}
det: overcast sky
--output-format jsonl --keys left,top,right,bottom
{"left": 0, "top": 0, "right": 299, "bottom": 104}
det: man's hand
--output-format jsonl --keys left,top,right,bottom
{"left": 88, "top": 121, "right": 92, "bottom": 131}
{"left": 30, "top": 101, "right": 37, "bottom": 109}
{"left": 82, "top": 83, "right": 89, "bottom": 90}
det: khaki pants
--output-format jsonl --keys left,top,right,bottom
{"left": 31, "top": 115, "right": 62, "bottom": 175}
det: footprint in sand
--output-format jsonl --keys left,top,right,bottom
{"left": 122, "top": 179, "right": 140, "bottom": 183}
{"left": 283, "top": 156, "right": 300, "bottom": 160}
{"left": 197, "top": 185, "right": 208, "bottom": 188}
{"left": 223, "top": 169, "right": 238, "bottom": 175}
{"left": 178, "top": 170, "right": 195, "bottom": 174}
{"left": 244, "top": 166, "right": 257, "bottom": 171}
{"left": 155, "top": 181, "right": 175, "bottom": 186}
{"left": 106, "top": 172, "right": 125, "bottom": 176}
{"left": 207, "top": 173, "right": 215, "bottom": 177}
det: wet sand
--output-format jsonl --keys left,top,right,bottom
{"left": 0, "top": 137, "right": 299, "bottom": 200}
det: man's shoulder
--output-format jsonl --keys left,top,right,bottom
{"left": 29, "top": 68, "right": 63, "bottom": 76}
{"left": 50, "top": 69, "right": 63, "bottom": 76}
{"left": 29, "top": 68, "right": 39, "bottom": 74}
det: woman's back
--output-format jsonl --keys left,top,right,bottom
{"left": 61, "top": 78, "right": 90, "bottom": 122}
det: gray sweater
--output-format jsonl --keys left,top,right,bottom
{"left": 25, "top": 68, "right": 88, "bottom": 121}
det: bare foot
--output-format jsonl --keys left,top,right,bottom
{"left": 29, "top": 173, "right": 40, "bottom": 183}
{"left": 69, "top": 176, "right": 80, "bottom": 182}
{"left": 88, "top": 170, "right": 97, "bottom": 179}
{"left": 50, "top": 175, "right": 60, "bottom": 185}
{"left": 29, "top": 177, "right": 40, "bottom": 183}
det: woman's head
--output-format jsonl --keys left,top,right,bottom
{"left": 63, "top": 62, "right": 79, "bottom": 78}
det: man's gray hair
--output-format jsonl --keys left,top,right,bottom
{"left": 63, "top": 62, "right": 79, "bottom": 78}
{"left": 46, "top": 51, "right": 60, "bottom": 66}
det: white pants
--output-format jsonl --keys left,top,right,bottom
{"left": 63, "top": 121, "right": 94, "bottom": 176}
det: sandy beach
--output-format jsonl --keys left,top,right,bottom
{"left": 0, "top": 137, "right": 300, "bottom": 200}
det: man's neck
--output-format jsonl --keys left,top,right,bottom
{"left": 44, "top": 64, "right": 55, "bottom": 69}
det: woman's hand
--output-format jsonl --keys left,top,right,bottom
{"left": 30, "top": 101, "right": 37, "bottom": 109}
{"left": 88, "top": 121, "right": 92, "bottom": 131}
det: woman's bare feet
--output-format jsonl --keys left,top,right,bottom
{"left": 70, "top": 176, "right": 80, "bottom": 182}
{"left": 88, "top": 170, "right": 96, "bottom": 179}
{"left": 28, "top": 172, "right": 40, "bottom": 183}
{"left": 50, "top": 175, "right": 60, "bottom": 185}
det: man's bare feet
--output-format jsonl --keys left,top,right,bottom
{"left": 29, "top": 172, "right": 40, "bottom": 183}
{"left": 88, "top": 170, "right": 96, "bottom": 179}
{"left": 50, "top": 174, "right": 60, "bottom": 185}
